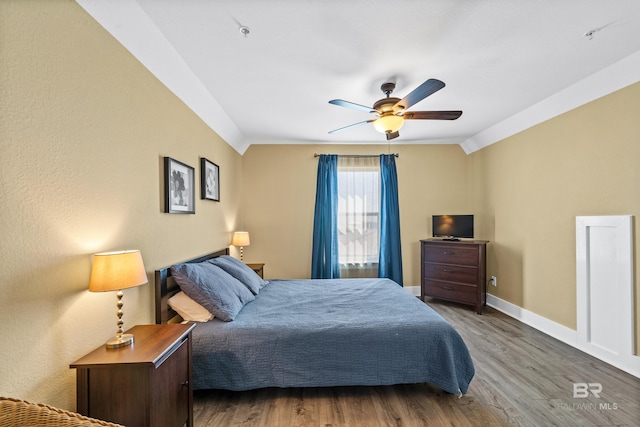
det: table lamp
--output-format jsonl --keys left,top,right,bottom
{"left": 89, "top": 250, "right": 148, "bottom": 348}
{"left": 231, "top": 231, "right": 250, "bottom": 261}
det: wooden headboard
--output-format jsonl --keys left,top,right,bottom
{"left": 154, "top": 248, "right": 229, "bottom": 324}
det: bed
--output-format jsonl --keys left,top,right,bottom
{"left": 155, "top": 249, "right": 475, "bottom": 395}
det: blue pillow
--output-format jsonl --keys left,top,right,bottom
{"left": 209, "top": 255, "right": 268, "bottom": 295}
{"left": 170, "top": 262, "right": 254, "bottom": 321}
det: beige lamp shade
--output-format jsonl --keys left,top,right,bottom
{"left": 231, "top": 231, "right": 251, "bottom": 247}
{"left": 89, "top": 250, "right": 148, "bottom": 292}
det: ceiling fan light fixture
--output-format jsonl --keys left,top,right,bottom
{"left": 328, "top": 78, "right": 460, "bottom": 139}
{"left": 373, "top": 114, "right": 404, "bottom": 133}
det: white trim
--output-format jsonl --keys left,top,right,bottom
{"left": 486, "top": 294, "right": 640, "bottom": 378}
{"left": 460, "top": 49, "right": 640, "bottom": 154}
{"left": 75, "top": 0, "right": 246, "bottom": 154}
{"left": 486, "top": 294, "right": 577, "bottom": 345}
{"left": 76, "top": 1, "right": 640, "bottom": 156}
{"left": 575, "top": 215, "right": 638, "bottom": 376}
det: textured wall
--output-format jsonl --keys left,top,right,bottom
{"left": 0, "top": 0, "right": 242, "bottom": 410}
{"left": 470, "top": 81, "right": 640, "bottom": 351}
{"left": 240, "top": 143, "right": 472, "bottom": 286}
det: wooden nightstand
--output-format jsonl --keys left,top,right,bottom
{"left": 246, "top": 263, "right": 265, "bottom": 278}
{"left": 70, "top": 323, "right": 195, "bottom": 427}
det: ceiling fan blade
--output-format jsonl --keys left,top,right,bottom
{"left": 329, "top": 99, "right": 377, "bottom": 114}
{"left": 403, "top": 110, "right": 463, "bottom": 120}
{"left": 394, "top": 79, "right": 446, "bottom": 112}
{"left": 328, "top": 120, "right": 375, "bottom": 134}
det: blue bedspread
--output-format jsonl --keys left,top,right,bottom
{"left": 190, "top": 278, "right": 475, "bottom": 394}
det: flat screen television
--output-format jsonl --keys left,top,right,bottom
{"left": 432, "top": 214, "right": 474, "bottom": 240}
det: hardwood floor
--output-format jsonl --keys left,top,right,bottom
{"left": 193, "top": 299, "right": 640, "bottom": 426}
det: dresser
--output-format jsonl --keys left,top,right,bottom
{"left": 70, "top": 323, "right": 195, "bottom": 427}
{"left": 421, "top": 239, "right": 488, "bottom": 314}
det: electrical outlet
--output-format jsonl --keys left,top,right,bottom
{"left": 490, "top": 276, "right": 497, "bottom": 287}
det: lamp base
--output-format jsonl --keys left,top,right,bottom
{"left": 106, "top": 333, "right": 134, "bottom": 349}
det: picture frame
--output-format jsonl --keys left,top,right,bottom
{"left": 164, "top": 157, "right": 195, "bottom": 214}
{"left": 200, "top": 158, "right": 220, "bottom": 202}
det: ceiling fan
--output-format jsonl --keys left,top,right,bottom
{"left": 328, "top": 78, "right": 462, "bottom": 140}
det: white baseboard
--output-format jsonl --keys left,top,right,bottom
{"left": 486, "top": 294, "right": 640, "bottom": 378}
{"left": 486, "top": 294, "right": 577, "bottom": 344}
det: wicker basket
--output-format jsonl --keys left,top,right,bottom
{"left": 0, "top": 397, "right": 123, "bottom": 427}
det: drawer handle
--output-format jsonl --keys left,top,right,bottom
{"left": 181, "top": 381, "right": 189, "bottom": 387}
{"left": 443, "top": 286, "right": 455, "bottom": 291}
{"left": 442, "top": 268, "right": 454, "bottom": 272}
{"left": 442, "top": 251, "right": 455, "bottom": 255}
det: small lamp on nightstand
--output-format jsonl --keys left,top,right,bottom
{"left": 231, "top": 231, "right": 250, "bottom": 261}
{"left": 89, "top": 250, "right": 148, "bottom": 348}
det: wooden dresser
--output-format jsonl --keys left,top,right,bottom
{"left": 70, "top": 323, "right": 195, "bottom": 427}
{"left": 420, "top": 239, "right": 488, "bottom": 314}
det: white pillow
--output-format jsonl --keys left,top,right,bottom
{"left": 168, "top": 291, "right": 214, "bottom": 322}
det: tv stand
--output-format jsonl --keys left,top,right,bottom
{"left": 420, "top": 239, "right": 488, "bottom": 314}
{"left": 442, "top": 237, "right": 460, "bottom": 241}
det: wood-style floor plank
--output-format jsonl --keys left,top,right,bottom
{"left": 193, "top": 299, "right": 640, "bottom": 426}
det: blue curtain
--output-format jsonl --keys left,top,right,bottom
{"left": 311, "top": 155, "right": 340, "bottom": 279}
{"left": 379, "top": 154, "right": 403, "bottom": 285}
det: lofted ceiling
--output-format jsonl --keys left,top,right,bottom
{"left": 76, "top": 0, "right": 640, "bottom": 154}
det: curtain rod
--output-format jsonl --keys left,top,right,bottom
{"left": 313, "top": 153, "right": 399, "bottom": 158}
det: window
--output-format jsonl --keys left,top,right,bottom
{"left": 337, "top": 157, "right": 380, "bottom": 278}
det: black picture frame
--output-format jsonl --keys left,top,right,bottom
{"left": 200, "top": 158, "right": 220, "bottom": 202}
{"left": 164, "top": 157, "right": 195, "bottom": 214}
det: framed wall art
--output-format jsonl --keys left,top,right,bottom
{"left": 200, "top": 158, "right": 220, "bottom": 202}
{"left": 164, "top": 157, "right": 195, "bottom": 214}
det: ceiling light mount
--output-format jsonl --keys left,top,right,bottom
{"left": 381, "top": 82, "right": 396, "bottom": 97}
{"left": 239, "top": 26, "right": 250, "bottom": 38}
{"left": 584, "top": 26, "right": 603, "bottom": 40}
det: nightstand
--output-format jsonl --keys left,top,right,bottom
{"left": 70, "top": 323, "right": 195, "bottom": 427}
{"left": 246, "top": 263, "right": 265, "bottom": 278}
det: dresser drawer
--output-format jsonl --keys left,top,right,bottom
{"left": 423, "top": 280, "right": 476, "bottom": 304}
{"left": 422, "top": 244, "right": 478, "bottom": 265}
{"left": 423, "top": 262, "right": 478, "bottom": 284}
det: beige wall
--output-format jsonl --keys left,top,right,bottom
{"left": 243, "top": 82, "right": 640, "bottom": 355}
{"left": 241, "top": 144, "right": 474, "bottom": 285}
{"left": 470, "top": 81, "right": 640, "bottom": 352}
{"left": 1, "top": 0, "right": 242, "bottom": 410}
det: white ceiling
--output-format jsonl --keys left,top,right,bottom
{"left": 77, "top": 0, "right": 640, "bottom": 154}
